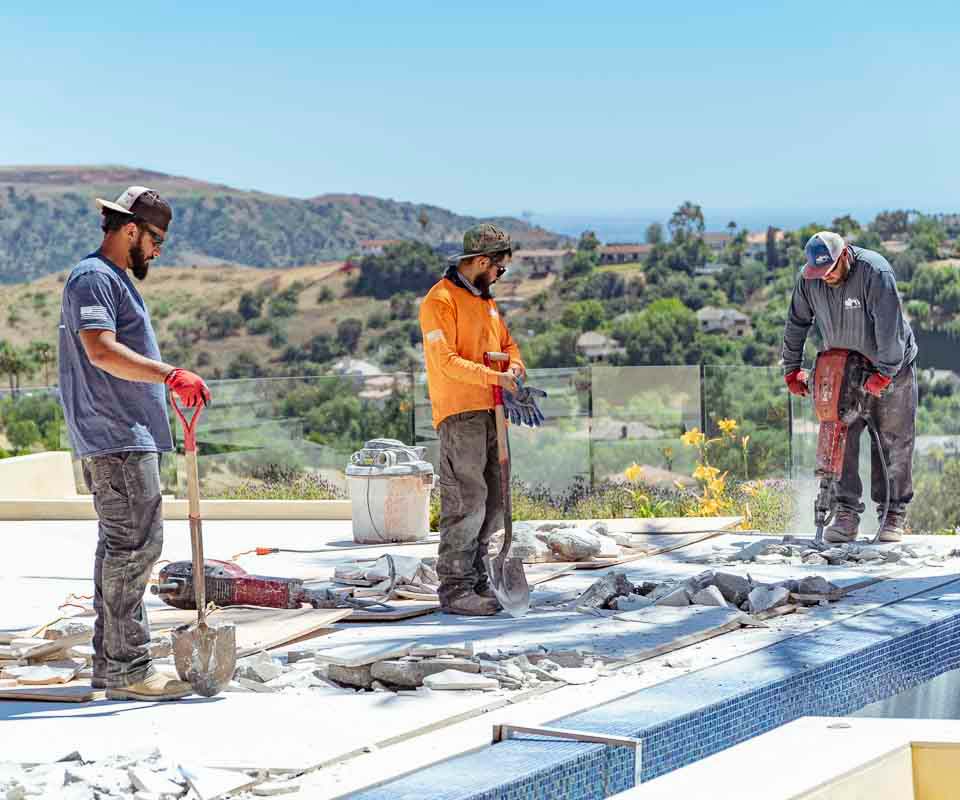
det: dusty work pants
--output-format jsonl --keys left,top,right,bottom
{"left": 836, "top": 361, "right": 918, "bottom": 518}
{"left": 82, "top": 452, "right": 164, "bottom": 688}
{"left": 436, "top": 411, "right": 504, "bottom": 605}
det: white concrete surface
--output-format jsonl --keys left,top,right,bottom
{"left": 3, "top": 520, "right": 959, "bottom": 798}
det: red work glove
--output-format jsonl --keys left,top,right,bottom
{"left": 784, "top": 369, "right": 809, "bottom": 397}
{"left": 164, "top": 368, "right": 212, "bottom": 407}
{"left": 864, "top": 373, "right": 892, "bottom": 398}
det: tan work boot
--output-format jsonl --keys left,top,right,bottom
{"left": 106, "top": 672, "right": 193, "bottom": 701}
{"left": 824, "top": 509, "right": 860, "bottom": 544}
{"left": 474, "top": 582, "right": 501, "bottom": 603}
{"left": 877, "top": 509, "right": 907, "bottom": 543}
{"left": 442, "top": 591, "right": 500, "bottom": 617}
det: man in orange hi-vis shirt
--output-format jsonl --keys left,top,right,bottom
{"left": 420, "top": 224, "right": 546, "bottom": 616}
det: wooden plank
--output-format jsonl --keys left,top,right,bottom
{"left": 608, "top": 617, "right": 744, "bottom": 670}
{"left": 0, "top": 681, "right": 102, "bottom": 703}
{"left": 149, "top": 607, "right": 352, "bottom": 656}
{"left": 341, "top": 601, "right": 440, "bottom": 623}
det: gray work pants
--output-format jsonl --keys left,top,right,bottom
{"left": 837, "top": 361, "right": 917, "bottom": 517}
{"left": 82, "top": 451, "right": 164, "bottom": 688}
{"left": 436, "top": 411, "right": 503, "bottom": 605}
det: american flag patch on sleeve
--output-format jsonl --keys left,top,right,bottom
{"left": 80, "top": 305, "right": 109, "bottom": 321}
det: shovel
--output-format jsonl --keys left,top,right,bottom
{"left": 169, "top": 396, "right": 236, "bottom": 697}
{"left": 482, "top": 352, "right": 530, "bottom": 618}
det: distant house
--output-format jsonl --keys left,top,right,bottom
{"left": 576, "top": 331, "right": 626, "bottom": 363}
{"left": 695, "top": 262, "right": 730, "bottom": 277}
{"left": 697, "top": 306, "right": 751, "bottom": 337}
{"left": 358, "top": 239, "right": 404, "bottom": 256}
{"left": 513, "top": 248, "right": 574, "bottom": 277}
{"left": 598, "top": 244, "right": 652, "bottom": 265}
{"left": 702, "top": 232, "right": 733, "bottom": 254}
{"left": 882, "top": 239, "right": 909, "bottom": 254}
{"left": 746, "top": 230, "right": 783, "bottom": 260}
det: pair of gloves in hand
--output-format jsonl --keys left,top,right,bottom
{"left": 503, "top": 377, "right": 548, "bottom": 428}
{"left": 784, "top": 369, "right": 891, "bottom": 399}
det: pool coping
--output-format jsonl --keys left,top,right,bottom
{"left": 349, "top": 572, "right": 960, "bottom": 800}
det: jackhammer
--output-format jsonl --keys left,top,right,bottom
{"left": 810, "top": 348, "right": 890, "bottom": 547}
{"left": 151, "top": 559, "right": 394, "bottom": 611}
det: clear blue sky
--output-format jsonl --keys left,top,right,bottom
{"left": 1, "top": 1, "right": 955, "bottom": 221}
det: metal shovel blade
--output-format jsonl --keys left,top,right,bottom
{"left": 484, "top": 551, "right": 530, "bottom": 618}
{"left": 172, "top": 620, "right": 237, "bottom": 698}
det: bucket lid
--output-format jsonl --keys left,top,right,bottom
{"left": 347, "top": 440, "right": 433, "bottom": 477}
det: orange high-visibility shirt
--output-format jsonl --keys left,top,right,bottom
{"left": 419, "top": 277, "right": 525, "bottom": 429}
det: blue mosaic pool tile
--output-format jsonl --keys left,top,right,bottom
{"left": 351, "top": 577, "right": 960, "bottom": 800}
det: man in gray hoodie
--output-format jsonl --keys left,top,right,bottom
{"left": 782, "top": 231, "right": 918, "bottom": 543}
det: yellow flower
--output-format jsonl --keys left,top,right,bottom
{"left": 681, "top": 428, "right": 706, "bottom": 447}
{"left": 700, "top": 499, "right": 721, "bottom": 515}
{"left": 707, "top": 477, "right": 726, "bottom": 496}
{"left": 624, "top": 463, "right": 644, "bottom": 483}
{"left": 717, "top": 418, "right": 738, "bottom": 437}
{"left": 741, "top": 482, "right": 758, "bottom": 497}
{"left": 692, "top": 464, "right": 720, "bottom": 482}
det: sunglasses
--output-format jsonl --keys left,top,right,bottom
{"left": 139, "top": 225, "right": 165, "bottom": 247}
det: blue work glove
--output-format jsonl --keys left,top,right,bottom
{"left": 503, "top": 377, "right": 548, "bottom": 428}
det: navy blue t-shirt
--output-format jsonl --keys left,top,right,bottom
{"left": 58, "top": 253, "right": 173, "bottom": 458}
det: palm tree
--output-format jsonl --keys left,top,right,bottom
{"left": 0, "top": 342, "right": 35, "bottom": 398}
{"left": 28, "top": 341, "right": 55, "bottom": 387}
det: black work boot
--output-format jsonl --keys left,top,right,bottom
{"left": 877, "top": 509, "right": 907, "bottom": 542}
{"left": 442, "top": 591, "right": 500, "bottom": 617}
{"left": 824, "top": 509, "right": 860, "bottom": 544}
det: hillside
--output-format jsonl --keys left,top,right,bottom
{"left": 0, "top": 165, "right": 567, "bottom": 283}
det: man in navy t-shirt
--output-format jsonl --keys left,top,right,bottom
{"left": 59, "top": 186, "right": 211, "bottom": 701}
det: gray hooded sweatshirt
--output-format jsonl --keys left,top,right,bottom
{"left": 781, "top": 246, "right": 917, "bottom": 377}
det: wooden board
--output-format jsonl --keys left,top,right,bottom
{"left": 149, "top": 606, "right": 352, "bottom": 657}
{"left": 341, "top": 601, "right": 440, "bottom": 623}
{"left": 23, "top": 631, "right": 93, "bottom": 664}
{"left": 0, "top": 681, "right": 102, "bottom": 703}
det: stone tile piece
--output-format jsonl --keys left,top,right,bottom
{"left": 178, "top": 763, "right": 257, "bottom": 800}
{"left": 253, "top": 779, "right": 301, "bottom": 795}
{"left": 654, "top": 587, "right": 691, "bottom": 607}
{"left": 422, "top": 670, "right": 499, "bottom": 691}
{"left": 313, "top": 641, "right": 414, "bottom": 668}
{"left": 551, "top": 667, "right": 598, "bottom": 685}
{"left": 747, "top": 585, "right": 791, "bottom": 614}
{"left": 409, "top": 642, "right": 475, "bottom": 658}
{"left": 691, "top": 586, "right": 728, "bottom": 608}
{"left": 128, "top": 766, "right": 183, "bottom": 797}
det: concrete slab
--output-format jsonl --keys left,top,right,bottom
{"left": 0, "top": 689, "right": 506, "bottom": 771}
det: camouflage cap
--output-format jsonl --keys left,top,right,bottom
{"left": 452, "top": 223, "right": 513, "bottom": 261}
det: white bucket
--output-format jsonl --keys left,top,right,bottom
{"left": 346, "top": 439, "right": 434, "bottom": 544}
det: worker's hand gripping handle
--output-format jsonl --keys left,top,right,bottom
{"left": 484, "top": 352, "right": 510, "bottom": 406}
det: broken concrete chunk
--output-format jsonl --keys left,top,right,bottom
{"left": 594, "top": 534, "right": 622, "bottom": 559}
{"left": 612, "top": 594, "right": 653, "bottom": 612}
{"left": 854, "top": 548, "right": 884, "bottom": 563}
{"left": 128, "top": 767, "right": 183, "bottom": 797}
{"left": 326, "top": 663, "right": 373, "bottom": 690}
{"left": 545, "top": 528, "right": 602, "bottom": 561}
{"left": 577, "top": 571, "right": 636, "bottom": 609}
{"left": 797, "top": 576, "right": 839, "bottom": 596}
{"left": 423, "top": 670, "right": 499, "bottom": 691}
{"left": 235, "top": 652, "right": 283, "bottom": 683}
{"left": 803, "top": 553, "right": 829, "bottom": 566}
{"left": 509, "top": 523, "right": 553, "bottom": 562}
{"left": 64, "top": 765, "right": 133, "bottom": 796}
{"left": 747, "top": 585, "right": 791, "bottom": 614}
{"left": 179, "top": 763, "right": 257, "bottom": 800}
{"left": 732, "top": 539, "right": 781, "bottom": 562}
{"left": 691, "top": 586, "right": 728, "bottom": 608}
{"left": 654, "top": 587, "right": 691, "bottom": 607}
{"left": 10, "top": 664, "right": 78, "bottom": 685}
{"left": 370, "top": 657, "right": 479, "bottom": 688}
{"left": 42, "top": 619, "right": 94, "bottom": 641}
{"left": 711, "top": 572, "right": 752, "bottom": 606}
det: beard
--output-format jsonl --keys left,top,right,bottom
{"left": 130, "top": 236, "right": 150, "bottom": 280}
{"left": 474, "top": 272, "right": 493, "bottom": 294}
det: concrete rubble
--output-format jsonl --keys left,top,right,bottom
{"left": 723, "top": 539, "right": 956, "bottom": 569}
{"left": 572, "top": 567, "right": 848, "bottom": 618}
{"left": 497, "top": 521, "right": 622, "bottom": 563}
